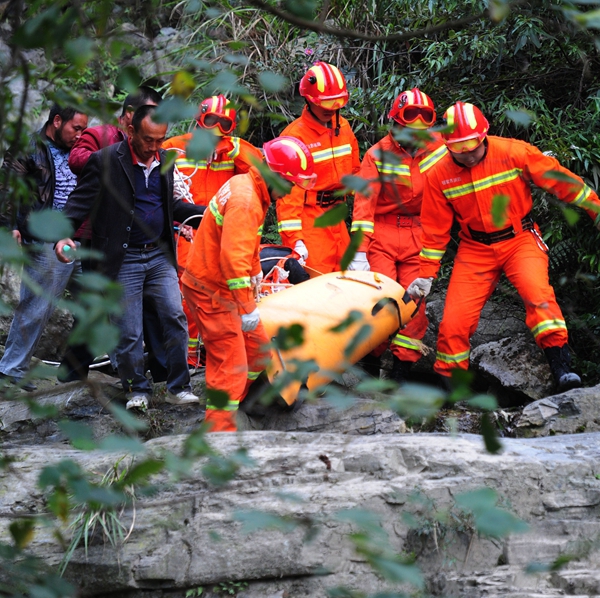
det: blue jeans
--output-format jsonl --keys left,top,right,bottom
{"left": 0, "top": 241, "right": 81, "bottom": 379}
{"left": 114, "top": 247, "right": 190, "bottom": 394}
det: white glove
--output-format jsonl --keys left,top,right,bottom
{"left": 294, "top": 240, "right": 308, "bottom": 263}
{"left": 241, "top": 308, "right": 260, "bottom": 332}
{"left": 407, "top": 277, "right": 433, "bottom": 298}
{"left": 250, "top": 271, "right": 263, "bottom": 289}
{"left": 347, "top": 252, "right": 370, "bottom": 271}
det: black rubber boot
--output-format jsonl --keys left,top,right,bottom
{"left": 543, "top": 345, "right": 582, "bottom": 393}
{"left": 390, "top": 356, "right": 413, "bottom": 384}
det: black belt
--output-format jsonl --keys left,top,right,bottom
{"left": 129, "top": 242, "right": 159, "bottom": 250}
{"left": 314, "top": 190, "right": 346, "bottom": 207}
{"left": 468, "top": 214, "right": 534, "bottom": 245}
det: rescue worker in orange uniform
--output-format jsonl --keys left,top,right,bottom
{"left": 276, "top": 62, "right": 360, "bottom": 274}
{"left": 182, "top": 136, "right": 317, "bottom": 432}
{"left": 162, "top": 95, "right": 263, "bottom": 368}
{"left": 408, "top": 101, "right": 600, "bottom": 392}
{"left": 349, "top": 89, "right": 447, "bottom": 382}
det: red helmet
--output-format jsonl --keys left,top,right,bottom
{"left": 442, "top": 101, "right": 489, "bottom": 152}
{"left": 263, "top": 136, "right": 317, "bottom": 190}
{"left": 299, "top": 62, "right": 349, "bottom": 110}
{"left": 388, "top": 88, "right": 436, "bottom": 130}
{"left": 196, "top": 94, "right": 236, "bottom": 135}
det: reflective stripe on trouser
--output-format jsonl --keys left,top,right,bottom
{"left": 368, "top": 218, "right": 428, "bottom": 363}
{"left": 181, "top": 282, "right": 270, "bottom": 432}
{"left": 301, "top": 203, "right": 350, "bottom": 274}
{"left": 434, "top": 232, "right": 569, "bottom": 377}
{"left": 176, "top": 233, "right": 201, "bottom": 363}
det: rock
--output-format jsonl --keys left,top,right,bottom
{"left": 239, "top": 396, "right": 406, "bottom": 435}
{"left": 470, "top": 334, "right": 554, "bottom": 403}
{"left": 515, "top": 385, "right": 600, "bottom": 437}
{"left": 2, "top": 432, "right": 600, "bottom": 597}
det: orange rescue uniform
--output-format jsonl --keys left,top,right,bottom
{"left": 419, "top": 136, "right": 600, "bottom": 377}
{"left": 277, "top": 106, "right": 360, "bottom": 274}
{"left": 162, "top": 133, "right": 262, "bottom": 365}
{"left": 181, "top": 167, "right": 271, "bottom": 432}
{"left": 351, "top": 131, "right": 447, "bottom": 362}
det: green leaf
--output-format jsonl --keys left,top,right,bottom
{"left": 488, "top": 0, "right": 511, "bottom": 21}
{"left": 9, "top": 519, "right": 36, "bottom": 549}
{"left": 561, "top": 206, "right": 580, "bottom": 226}
{"left": 254, "top": 160, "right": 292, "bottom": 195}
{"left": 284, "top": 0, "right": 318, "bottom": 18}
{"left": 258, "top": 71, "right": 288, "bottom": 93}
{"left": 491, "top": 194, "right": 510, "bottom": 228}
{"left": 97, "top": 435, "right": 146, "bottom": 454}
{"left": 341, "top": 174, "right": 371, "bottom": 194}
{"left": 64, "top": 37, "right": 95, "bottom": 70}
{"left": 107, "top": 403, "right": 148, "bottom": 433}
{"left": 542, "top": 170, "right": 581, "bottom": 185}
{"left": 272, "top": 323, "right": 305, "bottom": 350}
{"left": 186, "top": 128, "right": 218, "bottom": 162}
{"left": 570, "top": 7, "right": 600, "bottom": 28}
{"left": 481, "top": 412, "right": 503, "bottom": 454}
{"left": 162, "top": 149, "right": 178, "bottom": 174}
{"left": 504, "top": 109, "right": 533, "bottom": 128}
{"left": 340, "top": 228, "right": 363, "bottom": 271}
{"left": 455, "top": 487, "right": 497, "bottom": 512}
{"left": 153, "top": 97, "right": 198, "bottom": 124}
{"left": 344, "top": 323, "right": 373, "bottom": 359}
{"left": 314, "top": 203, "right": 348, "bottom": 228}
{"left": 58, "top": 421, "right": 97, "bottom": 451}
{"left": 475, "top": 506, "right": 529, "bottom": 538}
{"left": 206, "top": 388, "right": 230, "bottom": 409}
{"left": 116, "top": 66, "right": 143, "bottom": 93}
{"left": 329, "top": 310, "right": 363, "bottom": 333}
{"left": 388, "top": 383, "right": 446, "bottom": 420}
{"left": 121, "top": 459, "right": 164, "bottom": 485}
{"left": 335, "top": 508, "right": 386, "bottom": 537}
{"left": 466, "top": 394, "right": 498, "bottom": 410}
{"left": 369, "top": 557, "right": 424, "bottom": 587}
{"left": 27, "top": 211, "right": 73, "bottom": 242}
{"left": 206, "top": 70, "right": 247, "bottom": 96}
{"left": 171, "top": 70, "right": 197, "bottom": 98}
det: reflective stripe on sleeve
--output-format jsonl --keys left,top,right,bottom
{"left": 351, "top": 220, "right": 375, "bottom": 234}
{"left": 227, "top": 276, "right": 251, "bottom": 290}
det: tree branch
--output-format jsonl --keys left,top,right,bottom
{"left": 245, "top": 0, "right": 494, "bottom": 42}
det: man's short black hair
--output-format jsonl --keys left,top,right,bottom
{"left": 131, "top": 105, "right": 157, "bottom": 131}
{"left": 121, "top": 86, "right": 163, "bottom": 116}
{"left": 48, "top": 103, "right": 80, "bottom": 124}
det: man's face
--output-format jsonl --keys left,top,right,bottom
{"left": 128, "top": 116, "right": 168, "bottom": 162}
{"left": 308, "top": 102, "right": 337, "bottom": 124}
{"left": 53, "top": 113, "right": 88, "bottom": 150}
{"left": 448, "top": 141, "right": 486, "bottom": 168}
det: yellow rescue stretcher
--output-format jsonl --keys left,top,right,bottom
{"left": 258, "top": 270, "right": 419, "bottom": 406}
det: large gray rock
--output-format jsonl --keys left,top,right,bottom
{"left": 2, "top": 432, "right": 600, "bottom": 597}
{"left": 471, "top": 334, "right": 554, "bottom": 403}
{"left": 515, "top": 384, "right": 600, "bottom": 437}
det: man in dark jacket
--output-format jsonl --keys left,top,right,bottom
{"left": 0, "top": 103, "right": 87, "bottom": 391}
{"left": 58, "top": 85, "right": 167, "bottom": 384}
{"left": 56, "top": 105, "right": 204, "bottom": 410}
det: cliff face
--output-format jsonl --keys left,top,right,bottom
{"left": 3, "top": 425, "right": 600, "bottom": 597}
